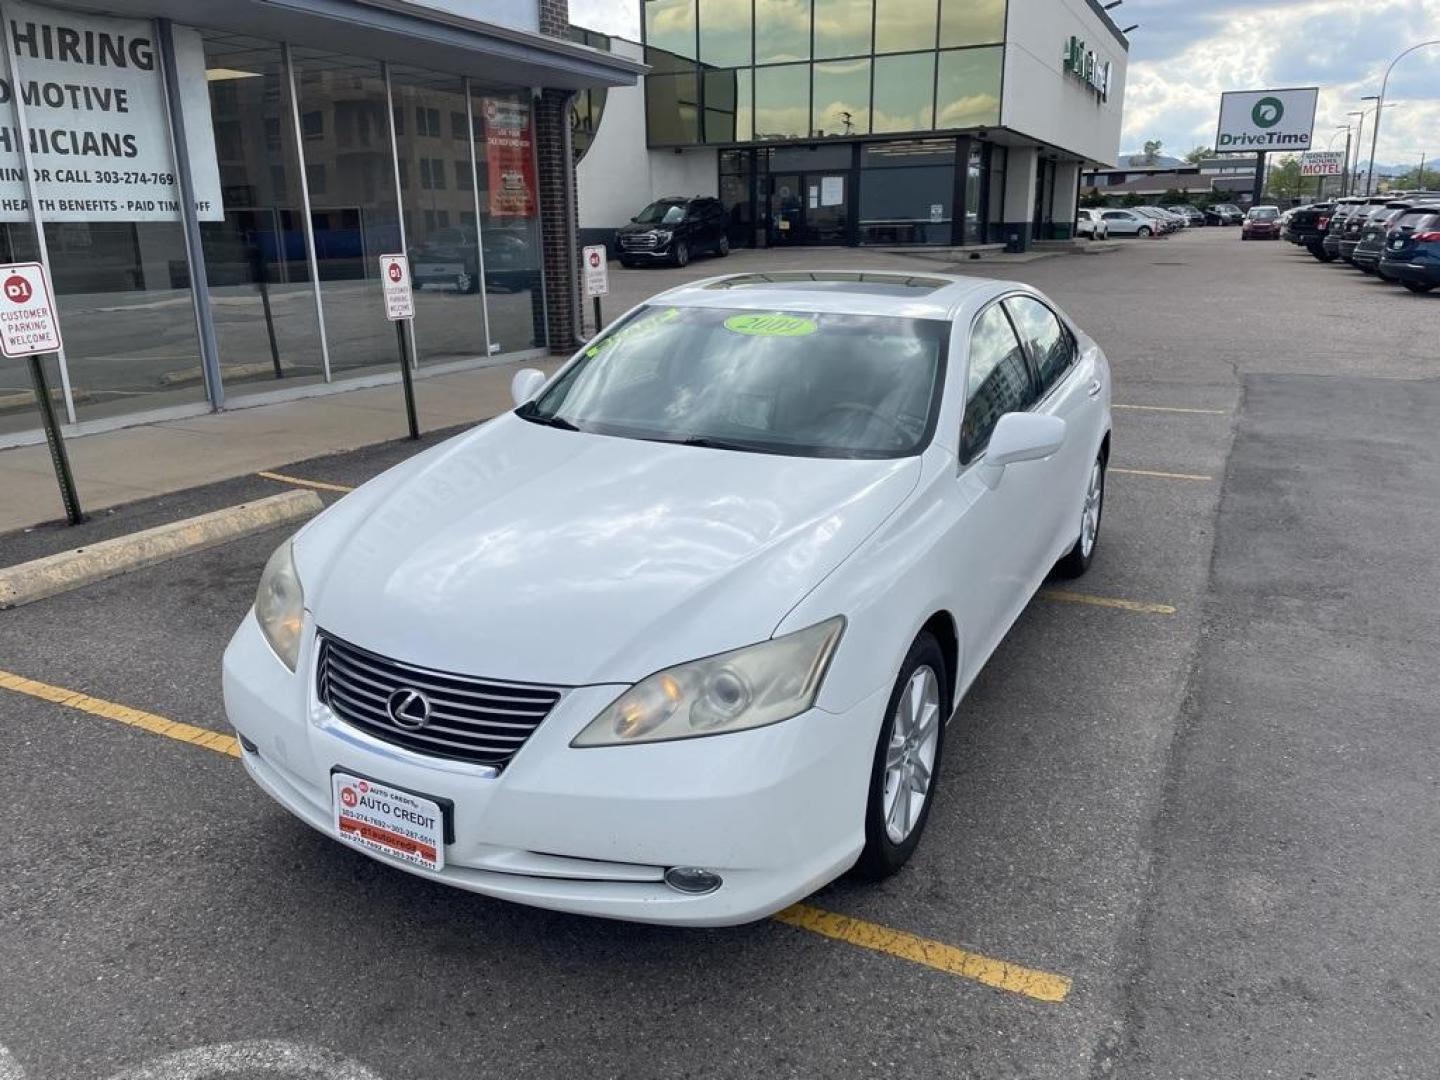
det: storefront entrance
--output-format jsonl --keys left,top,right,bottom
{"left": 768, "top": 172, "right": 850, "bottom": 246}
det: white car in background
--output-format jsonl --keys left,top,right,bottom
{"left": 1076, "top": 208, "right": 1110, "bottom": 240}
{"left": 224, "top": 271, "right": 1113, "bottom": 926}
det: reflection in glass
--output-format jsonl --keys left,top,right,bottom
{"left": 699, "top": 0, "right": 751, "bottom": 67}
{"left": 872, "top": 52, "right": 934, "bottom": 133}
{"left": 755, "top": 0, "right": 812, "bottom": 64}
{"left": 474, "top": 90, "right": 545, "bottom": 354}
{"left": 812, "top": 59, "right": 870, "bottom": 137}
{"left": 940, "top": 0, "right": 1005, "bottom": 47}
{"left": 754, "top": 64, "right": 809, "bottom": 141}
{"left": 392, "top": 67, "right": 487, "bottom": 364}
{"left": 291, "top": 49, "right": 401, "bottom": 375}
{"left": 814, "top": 0, "right": 872, "bottom": 59}
{"left": 199, "top": 31, "right": 324, "bottom": 398}
{"left": 965, "top": 141, "right": 983, "bottom": 242}
{"left": 874, "top": 0, "right": 937, "bottom": 54}
{"left": 644, "top": 0, "right": 696, "bottom": 60}
{"left": 704, "top": 68, "right": 740, "bottom": 142}
{"left": 647, "top": 71, "right": 701, "bottom": 144}
{"left": 936, "top": 47, "right": 1002, "bottom": 129}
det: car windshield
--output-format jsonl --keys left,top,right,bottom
{"left": 1249, "top": 208, "right": 1278, "bottom": 220}
{"left": 519, "top": 305, "right": 949, "bottom": 459}
{"left": 634, "top": 200, "right": 688, "bottom": 225}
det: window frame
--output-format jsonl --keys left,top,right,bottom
{"left": 956, "top": 296, "right": 1040, "bottom": 466}
{"left": 1001, "top": 293, "right": 1078, "bottom": 404}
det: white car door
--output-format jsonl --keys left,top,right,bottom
{"left": 1003, "top": 294, "right": 1101, "bottom": 570}
{"left": 1102, "top": 210, "right": 1135, "bottom": 236}
{"left": 946, "top": 301, "right": 1047, "bottom": 680}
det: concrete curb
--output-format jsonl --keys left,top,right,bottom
{"left": 0, "top": 490, "right": 323, "bottom": 609}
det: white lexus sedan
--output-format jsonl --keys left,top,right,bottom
{"left": 223, "top": 271, "right": 1112, "bottom": 926}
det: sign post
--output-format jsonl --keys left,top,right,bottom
{"left": 0, "top": 262, "right": 79, "bottom": 524}
{"left": 582, "top": 244, "right": 609, "bottom": 337}
{"left": 379, "top": 254, "right": 419, "bottom": 440}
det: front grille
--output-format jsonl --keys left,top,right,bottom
{"left": 316, "top": 632, "right": 562, "bottom": 768}
{"left": 620, "top": 234, "right": 658, "bottom": 251}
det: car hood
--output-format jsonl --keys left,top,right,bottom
{"left": 296, "top": 416, "right": 921, "bottom": 686}
{"left": 617, "top": 221, "right": 674, "bottom": 236}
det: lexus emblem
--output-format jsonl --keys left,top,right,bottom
{"left": 386, "top": 688, "right": 432, "bottom": 731}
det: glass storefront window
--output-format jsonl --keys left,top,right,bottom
{"left": 703, "top": 69, "right": 741, "bottom": 142}
{"left": 290, "top": 48, "right": 401, "bottom": 376}
{"left": 940, "top": 0, "right": 1005, "bottom": 47}
{"left": 814, "top": 0, "right": 872, "bottom": 59}
{"left": 647, "top": 71, "right": 701, "bottom": 144}
{"left": 812, "top": 59, "right": 870, "bottom": 137}
{"left": 645, "top": 0, "right": 697, "bottom": 60}
{"left": 200, "top": 31, "right": 324, "bottom": 397}
{"left": 699, "top": 0, "right": 752, "bottom": 67}
{"left": 755, "top": 0, "right": 812, "bottom": 64}
{"left": 754, "top": 64, "right": 809, "bottom": 141}
{"left": 391, "top": 67, "right": 488, "bottom": 364}
{"left": 874, "top": 0, "right": 938, "bottom": 54}
{"left": 473, "top": 90, "right": 545, "bottom": 354}
{"left": 858, "top": 138, "right": 956, "bottom": 246}
{"left": 872, "top": 52, "right": 935, "bottom": 133}
{"left": 936, "top": 47, "right": 1002, "bottom": 129}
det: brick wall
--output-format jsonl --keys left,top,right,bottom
{"left": 535, "top": 0, "right": 577, "bottom": 354}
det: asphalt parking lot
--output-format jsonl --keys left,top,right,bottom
{"left": 2, "top": 228, "right": 1437, "bottom": 1079}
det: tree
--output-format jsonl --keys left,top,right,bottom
{"left": 1122, "top": 192, "right": 1146, "bottom": 207}
{"left": 1160, "top": 188, "right": 1190, "bottom": 205}
{"left": 1142, "top": 139, "right": 1164, "bottom": 165}
{"left": 1265, "top": 155, "right": 1304, "bottom": 203}
{"left": 1080, "top": 186, "right": 1109, "bottom": 208}
{"left": 1394, "top": 164, "right": 1440, "bottom": 190}
{"left": 1184, "top": 145, "right": 1211, "bottom": 164}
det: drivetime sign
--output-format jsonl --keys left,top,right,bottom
{"left": 0, "top": 262, "right": 62, "bottom": 357}
{"left": 1216, "top": 88, "right": 1318, "bottom": 151}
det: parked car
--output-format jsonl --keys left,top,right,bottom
{"left": 1377, "top": 205, "right": 1440, "bottom": 293}
{"left": 1351, "top": 201, "right": 1421, "bottom": 275}
{"left": 1152, "top": 207, "right": 1188, "bottom": 230}
{"left": 1134, "top": 207, "right": 1179, "bottom": 233}
{"left": 1100, "top": 208, "right": 1160, "bottom": 237}
{"left": 1205, "top": 203, "right": 1244, "bottom": 225}
{"left": 1075, "top": 207, "right": 1110, "bottom": 240}
{"left": 411, "top": 226, "right": 536, "bottom": 294}
{"left": 224, "top": 270, "right": 1113, "bottom": 926}
{"left": 1241, "top": 205, "right": 1282, "bottom": 240}
{"left": 1282, "top": 202, "right": 1333, "bottom": 254}
{"left": 1166, "top": 205, "right": 1205, "bottom": 227}
{"left": 1338, "top": 196, "right": 1394, "bottom": 263}
{"left": 616, "top": 195, "right": 730, "bottom": 268}
{"left": 1321, "top": 198, "right": 1367, "bottom": 261}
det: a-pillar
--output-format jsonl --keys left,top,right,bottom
{"left": 1051, "top": 161, "right": 1082, "bottom": 240}
{"left": 1001, "top": 146, "right": 1038, "bottom": 252}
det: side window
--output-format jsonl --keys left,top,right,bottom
{"left": 1004, "top": 296, "right": 1076, "bottom": 397}
{"left": 961, "top": 304, "right": 1037, "bottom": 464}
{"left": 1102, "top": 211, "right": 1124, "bottom": 221}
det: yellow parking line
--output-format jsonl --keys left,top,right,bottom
{"left": 1040, "top": 589, "right": 1176, "bottom": 615}
{"left": 1112, "top": 404, "right": 1227, "bottom": 415}
{"left": 774, "top": 903, "right": 1071, "bottom": 1003}
{"left": 0, "top": 669, "right": 239, "bottom": 757}
{"left": 257, "top": 470, "right": 355, "bottom": 494}
{"left": 1110, "top": 467, "right": 1212, "bottom": 481}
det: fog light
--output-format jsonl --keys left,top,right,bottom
{"left": 664, "top": 866, "right": 722, "bottom": 895}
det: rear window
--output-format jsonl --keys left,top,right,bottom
{"left": 1396, "top": 211, "right": 1439, "bottom": 230}
{"left": 1368, "top": 205, "right": 1404, "bottom": 221}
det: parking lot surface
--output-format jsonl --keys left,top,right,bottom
{"left": 2, "top": 229, "right": 1436, "bottom": 1078}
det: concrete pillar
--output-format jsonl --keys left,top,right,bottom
{"left": 1052, "top": 161, "right": 1081, "bottom": 240}
{"left": 1001, "top": 146, "right": 1038, "bottom": 251}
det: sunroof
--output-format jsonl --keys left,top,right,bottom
{"left": 704, "top": 271, "right": 951, "bottom": 295}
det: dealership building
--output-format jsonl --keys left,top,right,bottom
{"left": 0, "top": 0, "right": 1126, "bottom": 446}
{"left": 577, "top": 0, "right": 1127, "bottom": 255}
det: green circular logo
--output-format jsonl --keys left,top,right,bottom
{"left": 1252, "top": 97, "right": 1284, "bottom": 129}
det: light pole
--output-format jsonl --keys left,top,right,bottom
{"left": 1364, "top": 40, "right": 1440, "bottom": 195}
{"left": 1327, "top": 125, "right": 1350, "bottom": 198}
{"left": 1347, "top": 110, "right": 1367, "bottom": 196}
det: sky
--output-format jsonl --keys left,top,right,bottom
{"left": 568, "top": 0, "right": 1440, "bottom": 169}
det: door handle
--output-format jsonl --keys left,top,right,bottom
{"left": 1087, "top": 379, "right": 1103, "bottom": 398}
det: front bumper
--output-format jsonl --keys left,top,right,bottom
{"left": 617, "top": 245, "right": 674, "bottom": 261}
{"left": 222, "top": 614, "right": 884, "bottom": 926}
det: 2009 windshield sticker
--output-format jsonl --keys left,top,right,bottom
{"left": 585, "top": 306, "right": 680, "bottom": 356}
{"left": 723, "top": 313, "right": 818, "bottom": 337}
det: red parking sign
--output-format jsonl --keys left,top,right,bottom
{"left": 0, "top": 262, "right": 62, "bottom": 358}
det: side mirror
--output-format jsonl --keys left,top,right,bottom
{"left": 510, "top": 367, "right": 546, "bottom": 407}
{"left": 977, "top": 413, "right": 1066, "bottom": 490}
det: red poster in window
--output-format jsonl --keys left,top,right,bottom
{"left": 482, "top": 97, "right": 537, "bottom": 218}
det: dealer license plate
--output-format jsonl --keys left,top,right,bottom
{"left": 332, "top": 772, "right": 445, "bottom": 872}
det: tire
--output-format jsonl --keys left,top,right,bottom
{"left": 717, "top": 236, "right": 730, "bottom": 257}
{"left": 853, "top": 633, "right": 949, "bottom": 881}
{"left": 672, "top": 241, "right": 690, "bottom": 268}
{"left": 1404, "top": 280, "right": 1436, "bottom": 294}
{"left": 1311, "top": 246, "right": 1336, "bottom": 263}
{"left": 1137, "top": 226, "right": 1151, "bottom": 238}
{"left": 1054, "top": 450, "right": 1106, "bottom": 578}
{"left": 619, "top": 258, "right": 636, "bottom": 269}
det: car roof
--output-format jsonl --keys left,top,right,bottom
{"left": 644, "top": 270, "right": 1016, "bottom": 320}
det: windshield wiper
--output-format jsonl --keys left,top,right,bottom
{"left": 515, "top": 405, "right": 580, "bottom": 432}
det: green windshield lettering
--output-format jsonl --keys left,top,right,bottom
{"left": 723, "top": 313, "right": 818, "bottom": 337}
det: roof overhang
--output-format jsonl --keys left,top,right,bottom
{"left": 60, "top": 0, "right": 646, "bottom": 89}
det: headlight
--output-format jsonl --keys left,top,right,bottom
{"left": 653, "top": 229, "right": 672, "bottom": 243}
{"left": 255, "top": 540, "right": 305, "bottom": 671}
{"left": 572, "top": 617, "right": 845, "bottom": 747}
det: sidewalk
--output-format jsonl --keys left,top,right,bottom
{"left": 0, "top": 358, "right": 556, "bottom": 535}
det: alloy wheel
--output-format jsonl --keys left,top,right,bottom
{"left": 1081, "top": 459, "right": 1104, "bottom": 558}
{"left": 882, "top": 665, "right": 941, "bottom": 844}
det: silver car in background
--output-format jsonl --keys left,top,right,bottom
{"left": 1100, "top": 209, "right": 1160, "bottom": 238}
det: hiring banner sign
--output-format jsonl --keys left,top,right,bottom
{"left": 0, "top": 1, "right": 222, "bottom": 222}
